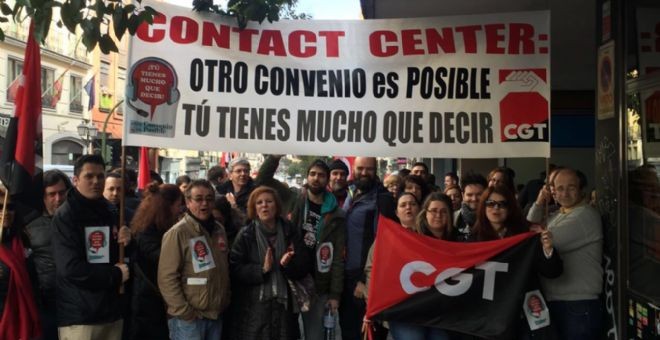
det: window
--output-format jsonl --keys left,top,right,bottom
{"left": 41, "top": 67, "right": 55, "bottom": 109}
{"left": 6, "top": 58, "right": 23, "bottom": 102}
{"left": 99, "top": 61, "right": 112, "bottom": 112}
{"left": 116, "top": 67, "right": 126, "bottom": 114}
{"left": 624, "top": 0, "right": 660, "bottom": 304}
{"left": 100, "top": 61, "right": 111, "bottom": 88}
{"left": 70, "top": 75, "right": 83, "bottom": 114}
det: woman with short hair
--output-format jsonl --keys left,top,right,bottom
{"left": 415, "top": 192, "right": 454, "bottom": 241}
{"left": 229, "top": 186, "right": 312, "bottom": 340}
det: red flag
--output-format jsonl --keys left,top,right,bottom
{"left": 0, "top": 234, "right": 41, "bottom": 339}
{"left": 50, "top": 78, "right": 63, "bottom": 107}
{"left": 366, "top": 216, "right": 538, "bottom": 338}
{"left": 6, "top": 77, "right": 19, "bottom": 102}
{"left": 138, "top": 146, "right": 150, "bottom": 190}
{"left": 335, "top": 156, "right": 355, "bottom": 180}
{"left": 220, "top": 151, "right": 231, "bottom": 167}
{"left": 0, "top": 21, "right": 43, "bottom": 213}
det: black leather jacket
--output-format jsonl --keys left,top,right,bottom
{"left": 26, "top": 214, "right": 56, "bottom": 307}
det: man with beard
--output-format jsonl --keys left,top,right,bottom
{"left": 327, "top": 159, "right": 351, "bottom": 210}
{"left": 453, "top": 172, "right": 488, "bottom": 242}
{"left": 340, "top": 157, "right": 396, "bottom": 340}
{"left": 286, "top": 160, "right": 346, "bottom": 340}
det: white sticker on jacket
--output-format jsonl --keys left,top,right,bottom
{"left": 316, "top": 242, "right": 334, "bottom": 273}
{"left": 187, "top": 277, "right": 208, "bottom": 285}
{"left": 190, "top": 236, "right": 216, "bottom": 273}
{"left": 85, "top": 226, "right": 110, "bottom": 264}
{"left": 522, "top": 289, "right": 551, "bottom": 330}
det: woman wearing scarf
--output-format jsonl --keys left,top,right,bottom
{"left": 229, "top": 186, "right": 312, "bottom": 340}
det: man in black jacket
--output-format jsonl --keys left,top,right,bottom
{"left": 26, "top": 169, "right": 71, "bottom": 340}
{"left": 340, "top": 157, "right": 396, "bottom": 340}
{"left": 52, "top": 155, "right": 130, "bottom": 340}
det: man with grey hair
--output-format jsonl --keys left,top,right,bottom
{"left": 527, "top": 167, "right": 603, "bottom": 340}
{"left": 215, "top": 157, "right": 281, "bottom": 213}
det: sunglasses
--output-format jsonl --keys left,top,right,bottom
{"left": 485, "top": 200, "right": 507, "bottom": 209}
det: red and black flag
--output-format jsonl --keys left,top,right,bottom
{"left": 0, "top": 21, "right": 43, "bottom": 340}
{"left": 0, "top": 21, "right": 43, "bottom": 206}
{"left": 366, "top": 216, "right": 541, "bottom": 339}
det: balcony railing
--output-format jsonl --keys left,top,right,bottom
{"left": 4, "top": 19, "right": 89, "bottom": 63}
{"left": 70, "top": 102, "right": 84, "bottom": 114}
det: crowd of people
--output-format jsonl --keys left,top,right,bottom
{"left": 0, "top": 154, "right": 606, "bottom": 340}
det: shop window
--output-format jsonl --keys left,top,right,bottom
{"left": 625, "top": 0, "right": 660, "bottom": 304}
{"left": 626, "top": 89, "right": 660, "bottom": 304}
{"left": 51, "top": 140, "right": 83, "bottom": 166}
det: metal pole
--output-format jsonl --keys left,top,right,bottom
{"left": 544, "top": 157, "right": 550, "bottom": 228}
{"left": 0, "top": 189, "right": 9, "bottom": 244}
{"left": 118, "top": 145, "right": 126, "bottom": 294}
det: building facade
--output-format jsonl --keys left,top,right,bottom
{"left": 1, "top": 19, "right": 93, "bottom": 166}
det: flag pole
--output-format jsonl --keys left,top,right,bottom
{"left": 40, "top": 35, "right": 83, "bottom": 98}
{"left": 543, "top": 157, "right": 550, "bottom": 229}
{"left": 0, "top": 189, "right": 9, "bottom": 244}
{"left": 118, "top": 145, "right": 127, "bottom": 294}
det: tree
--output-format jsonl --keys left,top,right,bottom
{"left": 0, "top": 0, "right": 159, "bottom": 54}
{"left": 0, "top": 0, "right": 309, "bottom": 53}
{"left": 286, "top": 156, "right": 332, "bottom": 177}
{"left": 192, "top": 0, "right": 311, "bottom": 27}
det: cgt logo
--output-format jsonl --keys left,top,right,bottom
{"left": 499, "top": 69, "right": 549, "bottom": 142}
{"left": 503, "top": 122, "right": 548, "bottom": 141}
{"left": 399, "top": 260, "right": 509, "bottom": 301}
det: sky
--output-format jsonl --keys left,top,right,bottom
{"left": 294, "top": 0, "right": 362, "bottom": 20}
{"left": 164, "top": 0, "right": 362, "bottom": 20}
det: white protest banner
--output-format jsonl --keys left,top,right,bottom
{"left": 124, "top": 1, "right": 550, "bottom": 158}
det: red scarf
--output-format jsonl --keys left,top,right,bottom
{"left": 0, "top": 236, "right": 41, "bottom": 340}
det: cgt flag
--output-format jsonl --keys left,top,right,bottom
{"left": 366, "top": 216, "right": 540, "bottom": 339}
{"left": 0, "top": 20, "right": 42, "bottom": 340}
{"left": 0, "top": 21, "right": 43, "bottom": 202}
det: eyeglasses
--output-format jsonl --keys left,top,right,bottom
{"left": 485, "top": 200, "right": 508, "bottom": 209}
{"left": 232, "top": 169, "right": 250, "bottom": 174}
{"left": 427, "top": 209, "right": 448, "bottom": 216}
{"left": 190, "top": 196, "right": 214, "bottom": 203}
